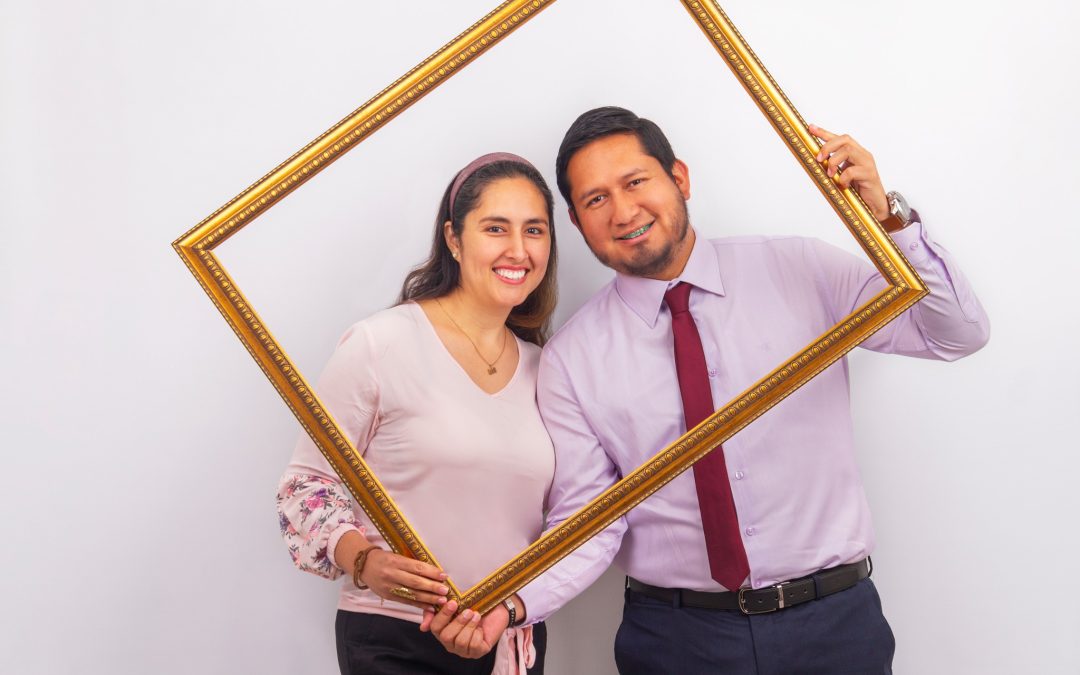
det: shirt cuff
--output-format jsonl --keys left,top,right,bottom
{"left": 887, "top": 218, "right": 930, "bottom": 266}
{"left": 327, "top": 522, "right": 364, "bottom": 572}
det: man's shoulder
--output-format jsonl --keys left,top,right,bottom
{"left": 706, "top": 234, "right": 850, "bottom": 271}
{"left": 707, "top": 233, "right": 815, "bottom": 255}
{"left": 543, "top": 280, "right": 621, "bottom": 357}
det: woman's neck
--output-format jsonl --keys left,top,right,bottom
{"left": 438, "top": 288, "right": 509, "bottom": 338}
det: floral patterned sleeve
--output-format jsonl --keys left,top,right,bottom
{"left": 276, "top": 320, "right": 381, "bottom": 580}
{"left": 276, "top": 473, "right": 364, "bottom": 580}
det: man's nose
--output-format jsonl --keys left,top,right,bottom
{"left": 610, "top": 191, "right": 639, "bottom": 227}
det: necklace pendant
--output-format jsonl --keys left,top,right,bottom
{"left": 487, "top": 365, "right": 497, "bottom": 375}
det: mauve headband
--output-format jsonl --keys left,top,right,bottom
{"left": 448, "top": 151, "right": 539, "bottom": 216}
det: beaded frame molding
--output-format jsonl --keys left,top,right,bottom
{"left": 173, "top": 0, "right": 927, "bottom": 615}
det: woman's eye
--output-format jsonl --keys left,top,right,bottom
{"left": 526, "top": 226, "right": 545, "bottom": 235}
{"left": 486, "top": 225, "right": 506, "bottom": 233}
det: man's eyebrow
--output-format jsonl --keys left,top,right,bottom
{"left": 575, "top": 168, "right": 647, "bottom": 203}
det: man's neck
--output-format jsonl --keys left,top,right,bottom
{"left": 647, "top": 227, "right": 697, "bottom": 281}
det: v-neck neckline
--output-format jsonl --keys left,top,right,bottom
{"left": 409, "top": 301, "right": 524, "bottom": 398}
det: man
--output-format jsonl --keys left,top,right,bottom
{"left": 428, "top": 106, "right": 989, "bottom": 673}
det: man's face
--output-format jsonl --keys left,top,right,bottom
{"left": 565, "top": 133, "right": 693, "bottom": 280}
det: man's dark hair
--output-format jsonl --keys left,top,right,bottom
{"left": 555, "top": 106, "right": 678, "bottom": 214}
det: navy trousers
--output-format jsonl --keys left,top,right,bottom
{"left": 614, "top": 579, "right": 894, "bottom": 674}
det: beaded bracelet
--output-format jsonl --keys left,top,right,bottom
{"left": 352, "top": 546, "right": 381, "bottom": 590}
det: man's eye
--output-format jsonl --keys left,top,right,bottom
{"left": 628, "top": 178, "right": 645, "bottom": 187}
{"left": 586, "top": 195, "right": 605, "bottom": 207}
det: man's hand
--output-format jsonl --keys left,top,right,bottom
{"left": 810, "top": 124, "right": 892, "bottom": 225}
{"left": 419, "top": 600, "right": 508, "bottom": 659}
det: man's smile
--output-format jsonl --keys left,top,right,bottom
{"left": 617, "top": 223, "right": 653, "bottom": 241}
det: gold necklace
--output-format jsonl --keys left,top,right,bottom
{"left": 435, "top": 298, "right": 509, "bottom": 375}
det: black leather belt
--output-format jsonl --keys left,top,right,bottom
{"left": 627, "top": 559, "right": 870, "bottom": 615}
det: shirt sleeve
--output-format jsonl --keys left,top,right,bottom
{"left": 516, "top": 345, "right": 627, "bottom": 624}
{"left": 808, "top": 217, "right": 990, "bottom": 360}
{"left": 276, "top": 322, "right": 382, "bottom": 580}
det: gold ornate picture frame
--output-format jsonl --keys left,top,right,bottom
{"left": 173, "top": 0, "right": 927, "bottom": 615}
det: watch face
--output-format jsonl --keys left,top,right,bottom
{"left": 888, "top": 191, "right": 911, "bottom": 222}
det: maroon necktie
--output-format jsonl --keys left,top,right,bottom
{"left": 664, "top": 282, "right": 750, "bottom": 590}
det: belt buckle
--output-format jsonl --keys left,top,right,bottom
{"left": 737, "top": 581, "right": 787, "bottom": 615}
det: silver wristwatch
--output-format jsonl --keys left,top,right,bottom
{"left": 502, "top": 596, "right": 520, "bottom": 627}
{"left": 885, "top": 191, "right": 913, "bottom": 229}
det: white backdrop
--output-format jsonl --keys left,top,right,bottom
{"left": 3, "top": 1, "right": 1078, "bottom": 673}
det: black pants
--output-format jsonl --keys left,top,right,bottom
{"left": 614, "top": 579, "right": 895, "bottom": 674}
{"left": 336, "top": 610, "right": 547, "bottom": 675}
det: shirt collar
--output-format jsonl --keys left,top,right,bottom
{"left": 613, "top": 232, "right": 726, "bottom": 328}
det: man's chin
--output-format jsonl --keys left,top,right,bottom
{"left": 610, "top": 246, "right": 675, "bottom": 278}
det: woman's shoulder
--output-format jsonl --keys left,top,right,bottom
{"left": 516, "top": 337, "right": 544, "bottom": 373}
{"left": 335, "top": 303, "right": 424, "bottom": 355}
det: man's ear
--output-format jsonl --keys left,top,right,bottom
{"left": 671, "top": 159, "right": 691, "bottom": 200}
{"left": 567, "top": 207, "right": 581, "bottom": 232}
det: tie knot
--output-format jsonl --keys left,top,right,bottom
{"left": 664, "top": 282, "right": 693, "bottom": 315}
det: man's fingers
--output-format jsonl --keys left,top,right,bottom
{"left": 467, "top": 623, "right": 489, "bottom": 658}
{"left": 453, "top": 611, "right": 482, "bottom": 652}
{"left": 419, "top": 609, "right": 435, "bottom": 632}
{"left": 437, "top": 609, "right": 471, "bottom": 647}
{"left": 428, "top": 600, "right": 458, "bottom": 634}
{"left": 837, "top": 165, "right": 871, "bottom": 189}
{"left": 817, "top": 135, "right": 852, "bottom": 162}
{"left": 824, "top": 149, "right": 851, "bottom": 176}
{"left": 809, "top": 123, "right": 836, "bottom": 142}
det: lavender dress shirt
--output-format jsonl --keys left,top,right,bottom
{"left": 517, "top": 221, "right": 989, "bottom": 623}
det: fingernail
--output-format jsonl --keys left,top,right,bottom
{"left": 438, "top": 586, "right": 449, "bottom": 594}
{"left": 436, "top": 597, "right": 447, "bottom": 605}
{"left": 439, "top": 573, "right": 449, "bottom": 580}
{"left": 461, "top": 610, "right": 473, "bottom": 621}
{"left": 471, "top": 613, "right": 481, "bottom": 623}
{"left": 816, "top": 153, "right": 823, "bottom": 161}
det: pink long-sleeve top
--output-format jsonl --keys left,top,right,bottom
{"left": 277, "top": 302, "right": 554, "bottom": 632}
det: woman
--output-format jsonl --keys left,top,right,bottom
{"left": 277, "top": 152, "right": 558, "bottom": 675}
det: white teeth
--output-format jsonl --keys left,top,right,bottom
{"left": 619, "top": 223, "right": 652, "bottom": 240}
{"left": 495, "top": 268, "right": 526, "bottom": 281}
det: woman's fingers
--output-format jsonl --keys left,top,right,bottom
{"left": 390, "top": 569, "right": 450, "bottom": 598}
{"left": 405, "top": 557, "right": 449, "bottom": 583}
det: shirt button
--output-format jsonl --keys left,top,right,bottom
{"left": 734, "top": 470, "right": 745, "bottom": 480}
{"left": 745, "top": 526, "right": 756, "bottom": 536}
{"left": 909, "top": 241, "right": 920, "bottom": 251}
{"left": 708, "top": 368, "right": 718, "bottom": 378}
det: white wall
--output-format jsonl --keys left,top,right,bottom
{"left": 2, "top": 0, "right": 1077, "bottom": 673}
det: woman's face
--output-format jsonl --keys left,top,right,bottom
{"left": 447, "top": 176, "right": 551, "bottom": 312}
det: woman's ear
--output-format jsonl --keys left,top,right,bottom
{"left": 443, "top": 220, "right": 459, "bottom": 260}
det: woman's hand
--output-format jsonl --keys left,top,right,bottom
{"left": 359, "top": 548, "right": 451, "bottom": 611}
{"left": 334, "top": 531, "right": 449, "bottom": 610}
